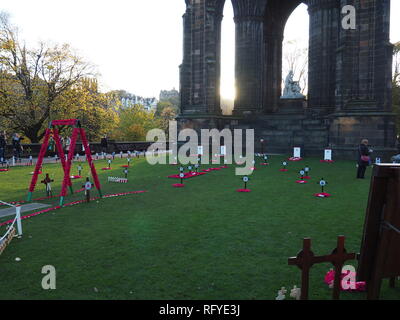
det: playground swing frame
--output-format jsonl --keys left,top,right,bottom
{"left": 27, "top": 119, "right": 102, "bottom": 206}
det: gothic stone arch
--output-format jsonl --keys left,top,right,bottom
{"left": 178, "top": 0, "right": 396, "bottom": 159}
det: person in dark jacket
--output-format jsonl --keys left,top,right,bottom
{"left": 12, "top": 133, "right": 24, "bottom": 162}
{"left": 100, "top": 135, "right": 108, "bottom": 154}
{"left": 0, "top": 131, "right": 6, "bottom": 163}
{"left": 357, "top": 139, "right": 371, "bottom": 179}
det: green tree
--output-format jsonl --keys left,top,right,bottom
{"left": 159, "top": 106, "right": 177, "bottom": 135}
{"left": 112, "top": 105, "right": 162, "bottom": 141}
{"left": 55, "top": 78, "right": 119, "bottom": 141}
{"left": 0, "top": 12, "right": 94, "bottom": 142}
{"left": 156, "top": 100, "right": 179, "bottom": 116}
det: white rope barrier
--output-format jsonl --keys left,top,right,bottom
{"left": 0, "top": 201, "right": 22, "bottom": 243}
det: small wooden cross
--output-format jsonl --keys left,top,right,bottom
{"left": 288, "top": 236, "right": 356, "bottom": 300}
{"left": 326, "top": 236, "right": 357, "bottom": 299}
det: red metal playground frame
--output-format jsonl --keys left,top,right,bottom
{"left": 27, "top": 119, "right": 102, "bottom": 206}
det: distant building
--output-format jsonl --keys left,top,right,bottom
{"left": 159, "top": 88, "right": 179, "bottom": 101}
{"left": 120, "top": 93, "right": 158, "bottom": 112}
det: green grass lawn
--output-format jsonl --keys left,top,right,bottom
{"left": 0, "top": 155, "right": 399, "bottom": 300}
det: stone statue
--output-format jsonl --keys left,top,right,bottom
{"left": 281, "top": 71, "right": 305, "bottom": 99}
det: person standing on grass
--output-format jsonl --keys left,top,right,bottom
{"left": 0, "top": 131, "right": 6, "bottom": 163}
{"left": 48, "top": 136, "right": 55, "bottom": 156}
{"left": 12, "top": 133, "right": 24, "bottom": 162}
{"left": 357, "top": 139, "right": 372, "bottom": 179}
{"left": 100, "top": 135, "right": 108, "bottom": 154}
{"left": 64, "top": 136, "right": 71, "bottom": 155}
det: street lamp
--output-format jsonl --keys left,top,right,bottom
{"left": 260, "top": 139, "right": 265, "bottom": 155}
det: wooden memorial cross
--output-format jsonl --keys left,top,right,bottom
{"left": 329, "top": 236, "right": 357, "bottom": 299}
{"left": 357, "top": 164, "right": 400, "bottom": 299}
{"left": 288, "top": 236, "right": 356, "bottom": 300}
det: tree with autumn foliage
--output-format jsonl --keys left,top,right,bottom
{"left": 55, "top": 78, "right": 119, "bottom": 141}
{"left": 0, "top": 12, "right": 94, "bottom": 142}
{"left": 112, "top": 105, "right": 162, "bottom": 141}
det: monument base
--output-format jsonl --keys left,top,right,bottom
{"left": 278, "top": 98, "right": 307, "bottom": 114}
{"left": 176, "top": 109, "right": 398, "bottom": 161}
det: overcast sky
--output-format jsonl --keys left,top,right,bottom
{"left": 1, "top": 1, "right": 400, "bottom": 99}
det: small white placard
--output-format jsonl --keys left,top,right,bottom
{"left": 197, "top": 146, "right": 203, "bottom": 155}
{"left": 220, "top": 146, "right": 226, "bottom": 156}
{"left": 324, "top": 149, "right": 332, "bottom": 161}
{"left": 293, "top": 147, "right": 301, "bottom": 158}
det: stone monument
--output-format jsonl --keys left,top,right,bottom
{"left": 177, "top": 0, "right": 396, "bottom": 160}
{"left": 281, "top": 71, "right": 305, "bottom": 100}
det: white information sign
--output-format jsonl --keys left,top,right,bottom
{"left": 293, "top": 147, "right": 301, "bottom": 158}
{"left": 220, "top": 146, "right": 226, "bottom": 156}
{"left": 324, "top": 149, "right": 332, "bottom": 161}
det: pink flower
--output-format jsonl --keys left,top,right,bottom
{"left": 324, "top": 269, "right": 366, "bottom": 292}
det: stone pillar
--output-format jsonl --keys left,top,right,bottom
{"left": 204, "top": 4, "right": 224, "bottom": 115}
{"left": 335, "top": 0, "right": 393, "bottom": 113}
{"left": 307, "top": 0, "right": 339, "bottom": 115}
{"left": 180, "top": 1, "right": 193, "bottom": 114}
{"left": 232, "top": 15, "right": 264, "bottom": 115}
{"left": 179, "top": 0, "right": 223, "bottom": 116}
{"left": 263, "top": 31, "right": 284, "bottom": 113}
{"left": 230, "top": 0, "right": 267, "bottom": 115}
{"left": 330, "top": 0, "right": 396, "bottom": 150}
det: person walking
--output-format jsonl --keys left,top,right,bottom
{"left": 357, "top": 139, "right": 372, "bottom": 179}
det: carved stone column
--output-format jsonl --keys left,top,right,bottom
{"left": 232, "top": 15, "right": 264, "bottom": 115}
{"left": 307, "top": 0, "right": 340, "bottom": 115}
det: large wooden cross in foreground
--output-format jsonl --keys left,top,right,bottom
{"left": 288, "top": 236, "right": 356, "bottom": 300}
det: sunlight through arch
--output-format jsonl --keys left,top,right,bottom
{"left": 282, "top": 3, "right": 309, "bottom": 96}
{"left": 220, "top": 0, "right": 235, "bottom": 115}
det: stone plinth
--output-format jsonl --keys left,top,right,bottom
{"left": 278, "top": 98, "right": 307, "bottom": 115}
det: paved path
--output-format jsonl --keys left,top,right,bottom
{"left": 0, "top": 203, "right": 50, "bottom": 218}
